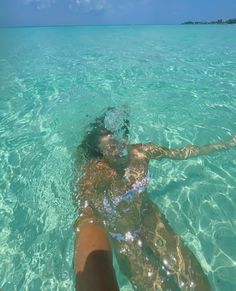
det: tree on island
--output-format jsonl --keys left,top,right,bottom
{"left": 226, "top": 18, "right": 236, "bottom": 24}
{"left": 182, "top": 18, "right": 236, "bottom": 25}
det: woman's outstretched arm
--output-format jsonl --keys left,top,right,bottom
{"left": 140, "top": 135, "right": 236, "bottom": 160}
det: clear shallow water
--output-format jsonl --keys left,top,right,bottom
{"left": 0, "top": 25, "right": 236, "bottom": 290}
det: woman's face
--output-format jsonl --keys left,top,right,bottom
{"left": 99, "top": 134, "right": 128, "bottom": 161}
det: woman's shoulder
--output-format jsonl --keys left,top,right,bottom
{"left": 83, "top": 159, "right": 114, "bottom": 176}
{"left": 128, "top": 144, "right": 149, "bottom": 160}
{"left": 83, "top": 159, "right": 100, "bottom": 172}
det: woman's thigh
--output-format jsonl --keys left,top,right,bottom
{"left": 113, "top": 237, "right": 167, "bottom": 291}
{"left": 140, "top": 198, "right": 211, "bottom": 291}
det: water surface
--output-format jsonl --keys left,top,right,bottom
{"left": 0, "top": 25, "right": 236, "bottom": 290}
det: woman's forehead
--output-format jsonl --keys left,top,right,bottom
{"left": 100, "top": 134, "right": 113, "bottom": 143}
{"left": 100, "top": 134, "right": 125, "bottom": 145}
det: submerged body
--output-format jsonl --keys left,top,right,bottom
{"left": 75, "top": 107, "right": 236, "bottom": 290}
{"left": 78, "top": 143, "right": 212, "bottom": 290}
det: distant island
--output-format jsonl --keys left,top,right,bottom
{"left": 182, "top": 18, "right": 236, "bottom": 25}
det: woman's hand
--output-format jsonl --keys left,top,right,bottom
{"left": 230, "top": 135, "right": 236, "bottom": 146}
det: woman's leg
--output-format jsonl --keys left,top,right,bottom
{"left": 141, "top": 198, "right": 211, "bottom": 291}
{"left": 74, "top": 208, "right": 119, "bottom": 291}
{"left": 113, "top": 237, "right": 165, "bottom": 291}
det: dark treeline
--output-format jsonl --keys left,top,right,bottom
{"left": 182, "top": 18, "right": 236, "bottom": 25}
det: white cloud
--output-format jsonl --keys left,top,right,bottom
{"left": 73, "top": 0, "right": 108, "bottom": 12}
{"left": 24, "top": 0, "right": 56, "bottom": 10}
{"left": 72, "top": 0, "right": 150, "bottom": 13}
{"left": 24, "top": 0, "right": 151, "bottom": 12}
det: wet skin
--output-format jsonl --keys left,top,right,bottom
{"left": 77, "top": 135, "right": 236, "bottom": 290}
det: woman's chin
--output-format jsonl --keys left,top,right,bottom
{"left": 109, "top": 154, "right": 128, "bottom": 166}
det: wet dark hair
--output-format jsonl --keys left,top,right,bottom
{"left": 78, "top": 107, "right": 130, "bottom": 160}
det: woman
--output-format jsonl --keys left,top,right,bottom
{"left": 74, "top": 107, "right": 236, "bottom": 290}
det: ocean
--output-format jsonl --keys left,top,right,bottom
{"left": 0, "top": 24, "right": 236, "bottom": 290}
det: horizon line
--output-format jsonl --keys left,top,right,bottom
{"left": 0, "top": 23, "right": 184, "bottom": 29}
{"left": 1, "top": 16, "right": 235, "bottom": 29}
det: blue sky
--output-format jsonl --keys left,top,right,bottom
{"left": 1, "top": 0, "right": 236, "bottom": 27}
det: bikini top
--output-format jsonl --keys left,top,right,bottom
{"left": 103, "top": 171, "right": 150, "bottom": 214}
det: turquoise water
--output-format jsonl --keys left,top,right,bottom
{"left": 0, "top": 25, "right": 236, "bottom": 290}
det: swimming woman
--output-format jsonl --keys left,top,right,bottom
{"left": 74, "top": 107, "right": 236, "bottom": 290}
